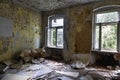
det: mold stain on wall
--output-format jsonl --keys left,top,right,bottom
{"left": 0, "top": 2, "right": 41, "bottom": 61}
{"left": 73, "top": 6, "right": 92, "bottom": 53}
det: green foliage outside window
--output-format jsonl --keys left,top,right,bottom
{"left": 95, "top": 11, "right": 118, "bottom": 51}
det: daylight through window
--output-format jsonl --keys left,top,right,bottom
{"left": 93, "top": 7, "right": 120, "bottom": 52}
{"left": 46, "top": 15, "right": 64, "bottom": 48}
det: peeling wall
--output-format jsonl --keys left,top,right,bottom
{"left": 0, "top": 2, "right": 41, "bottom": 61}
{"left": 42, "top": 0, "right": 120, "bottom": 62}
{"left": 67, "top": 6, "right": 92, "bottom": 53}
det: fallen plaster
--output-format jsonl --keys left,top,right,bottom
{"left": 1, "top": 59, "right": 120, "bottom": 80}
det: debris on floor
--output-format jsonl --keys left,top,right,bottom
{"left": 20, "top": 47, "right": 46, "bottom": 59}
{"left": 79, "top": 75, "right": 93, "bottom": 80}
{"left": 113, "top": 53, "right": 120, "bottom": 61}
{"left": 17, "top": 64, "right": 53, "bottom": 79}
{"left": 1, "top": 73, "right": 32, "bottom": 80}
{"left": 71, "top": 61, "right": 86, "bottom": 69}
{"left": 57, "top": 76, "right": 73, "bottom": 80}
{"left": 0, "top": 59, "right": 80, "bottom": 80}
{"left": 1, "top": 52, "right": 120, "bottom": 80}
{"left": 45, "top": 60, "right": 66, "bottom": 71}
{"left": 32, "top": 58, "right": 45, "bottom": 64}
{"left": 2, "top": 60, "right": 13, "bottom": 72}
{"left": 19, "top": 47, "right": 47, "bottom": 64}
{"left": 55, "top": 70, "right": 79, "bottom": 78}
{"left": 0, "top": 62, "right": 7, "bottom": 73}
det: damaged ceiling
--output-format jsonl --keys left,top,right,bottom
{"left": 11, "top": 0, "right": 100, "bottom": 11}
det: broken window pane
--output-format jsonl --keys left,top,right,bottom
{"left": 96, "top": 12, "right": 119, "bottom": 23}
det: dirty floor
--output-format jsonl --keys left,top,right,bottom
{"left": 0, "top": 59, "right": 120, "bottom": 80}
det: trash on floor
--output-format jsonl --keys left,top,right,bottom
{"left": 71, "top": 61, "right": 86, "bottom": 69}
{"left": 57, "top": 76, "right": 73, "bottom": 80}
{"left": 1, "top": 73, "right": 32, "bottom": 80}
{"left": 1, "top": 58, "right": 120, "bottom": 80}
{"left": 20, "top": 47, "right": 46, "bottom": 63}
{"left": 79, "top": 75, "right": 93, "bottom": 80}
{"left": 0, "top": 63, "right": 7, "bottom": 73}
{"left": 55, "top": 70, "right": 79, "bottom": 78}
{"left": 17, "top": 64, "right": 53, "bottom": 79}
{"left": 46, "top": 60, "right": 66, "bottom": 70}
{"left": 32, "top": 58, "right": 45, "bottom": 64}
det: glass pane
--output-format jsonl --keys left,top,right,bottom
{"left": 101, "top": 24, "right": 117, "bottom": 51}
{"left": 52, "top": 18, "right": 64, "bottom": 27}
{"left": 57, "top": 29, "right": 63, "bottom": 48}
{"left": 47, "top": 28, "right": 56, "bottom": 47}
{"left": 96, "top": 12, "right": 119, "bottom": 23}
{"left": 94, "top": 25, "right": 99, "bottom": 50}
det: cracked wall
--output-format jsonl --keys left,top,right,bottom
{"left": 0, "top": 2, "right": 41, "bottom": 61}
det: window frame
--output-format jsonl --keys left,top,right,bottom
{"left": 92, "top": 5, "right": 120, "bottom": 52}
{"left": 45, "top": 15, "right": 64, "bottom": 49}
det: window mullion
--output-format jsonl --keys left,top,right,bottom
{"left": 55, "top": 28, "right": 57, "bottom": 47}
{"left": 45, "top": 27, "right": 47, "bottom": 47}
{"left": 99, "top": 23, "right": 102, "bottom": 50}
{"left": 49, "top": 28, "right": 52, "bottom": 46}
{"left": 117, "top": 21, "right": 120, "bottom": 52}
{"left": 118, "top": 11, "right": 120, "bottom": 52}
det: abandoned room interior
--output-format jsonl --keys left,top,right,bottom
{"left": 1, "top": 0, "right": 120, "bottom": 80}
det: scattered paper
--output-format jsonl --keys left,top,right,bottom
{"left": 55, "top": 70, "right": 79, "bottom": 78}
{"left": 1, "top": 74, "right": 31, "bottom": 80}
{"left": 17, "top": 64, "right": 53, "bottom": 79}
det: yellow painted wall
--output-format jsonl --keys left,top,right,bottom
{"left": 67, "top": 5, "right": 92, "bottom": 53}
{"left": 42, "top": 0, "right": 120, "bottom": 61}
{"left": 0, "top": 3, "right": 41, "bottom": 61}
{"left": 66, "top": 0, "right": 120, "bottom": 54}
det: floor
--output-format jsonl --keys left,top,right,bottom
{"left": 0, "top": 59, "right": 120, "bottom": 80}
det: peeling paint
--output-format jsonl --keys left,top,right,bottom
{"left": 0, "top": 3, "right": 41, "bottom": 61}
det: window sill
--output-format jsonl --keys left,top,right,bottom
{"left": 91, "top": 50, "right": 119, "bottom": 54}
{"left": 46, "top": 46, "right": 63, "bottom": 49}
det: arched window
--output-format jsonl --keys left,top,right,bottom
{"left": 46, "top": 15, "right": 64, "bottom": 48}
{"left": 92, "top": 5, "right": 120, "bottom": 52}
